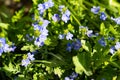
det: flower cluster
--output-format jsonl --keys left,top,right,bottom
{"left": 90, "top": 5, "right": 120, "bottom": 56}
{"left": 98, "top": 37, "right": 106, "bottom": 47}
{"left": 91, "top": 6, "right": 120, "bottom": 24}
{"left": 60, "top": 5, "right": 71, "bottom": 23}
{"left": 21, "top": 52, "right": 35, "bottom": 67}
{"left": 90, "top": 6, "right": 120, "bottom": 55}
{"left": 38, "top": 0, "right": 54, "bottom": 14}
{"left": 0, "top": 38, "right": 16, "bottom": 56}
{"left": 32, "top": 19, "right": 50, "bottom": 47}
{"left": 91, "top": 6, "right": 107, "bottom": 20}
{"left": 52, "top": 5, "right": 71, "bottom": 23}
{"left": 32, "top": 0, "right": 54, "bottom": 47}
{"left": 66, "top": 39, "right": 81, "bottom": 52}
{"left": 58, "top": 32, "right": 73, "bottom": 40}
{"left": 65, "top": 72, "right": 78, "bottom": 80}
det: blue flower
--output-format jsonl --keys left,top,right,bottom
{"left": 21, "top": 59, "right": 30, "bottom": 67}
{"left": 65, "top": 9, "right": 71, "bottom": 16}
{"left": 66, "top": 32, "right": 73, "bottom": 40}
{"left": 70, "top": 72, "right": 78, "bottom": 79}
{"left": 72, "top": 39, "right": 81, "bottom": 50}
{"left": 0, "top": 38, "right": 16, "bottom": 55}
{"left": 111, "top": 17, "right": 120, "bottom": 25}
{"left": 34, "top": 34, "right": 46, "bottom": 47}
{"left": 52, "top": 14, "right": 60, "bottom": 22}
{"left": 41, "top": 20, "right": 50, "bottom": 28}
{"left": 32, "top": 23, "right": 41, "bottom": 31}
{"left": 59, "top": 5, "right": 71, "bottom": 23}
{"left": 59, "top": 5, "right": 65, "bottom": 12}
{"left": 115, "top": 42, "right": 120, "bottom": 50}
{"left": 58, "top": 34, "right": 65, "bottom": 39}
{"left": 3, "top": 44, "right": 16, "bottom": 53}
{"left": 0, "top": 48, "right": 3, "bottom": 56}
{"left": 62, "top": 14, "right": 70, "bottom": 23}
{"left": 86, "top": 30, "right": 93, "bottom": 37}
{"left": 38, "top": 4, "right": 45, "bottom": 10}
{"left": 38, "top": 0, "right": 54, "bottom": 14}
{"left": 95, "top": 33, "right": 99, "bottom": 36}
{"left": 91, "top": 6, "right": 100, "bottom": 14}
{"left": 40, "top": 28, "right": 48, "bottom": 36}
{"left": 64, "top": 77, "right": 72, "bottom": 80}
{"left": 38, "top": 4, "right": 45, "bottom": 14}
{"left": 27, "top": 52, "right": 35, "bottom": 61}
{"left": 22, "top": 52, "right": 35, "bottom": 67}
{"left": 10, "top": 45, "right": 16, "bottom": 52}
{"left": 34, "top": 35, "right": 46, "bottom": 47}
{"left": 64, "top": 72, "right": 78, "bottom": 80}
{"left": 44, "top": 2, "right": 50, "bottom": 9}
{"left": 26, "top": 34, "right": 34, "bottom": 41}
{"left": 66, "top": 43, "right": 72, "bottom": 52}
{"left": 61, "top": 10, "right": 71, "bottom": 23}
{"left": 32, "top": 20, "right": 50, "bottom": 32}
{"left": 0, "top": 38, "right": 6, "bottom": 47}
{"left": 3, "top": 44, "right": 12, "bottom": 52}
{"left": 98, "top": 37, "right": 106, "bottom": 47}
{"left": 0, "top": 38, "right": 6, "bottom": 56}
{"left": 108, "top": 37, "right": 114, "bottom": 41}
{"left": 110, "top": 46, "right": 115, "bottom": 54}
{"left": 100, "top": 12, "right": 107, "bottom": 20}
{"left": 65, "top": 77, "right": 73, "bottom": 80}
{"left": 47, "top": 0, "right": 54, "bottom": 8}
{"left": 33, "top": 20, "right": 49, "bottom": 47}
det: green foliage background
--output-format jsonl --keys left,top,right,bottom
{"left": 1, "top": 0, "right": 120, "bottom": 80}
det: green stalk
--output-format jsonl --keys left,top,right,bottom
{"left": 33, "top": 60, "right": 52, "bottom": 64}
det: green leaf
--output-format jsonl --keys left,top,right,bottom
{"left": 12, "top": 9, "right": 24, "bottom": 22}
{"left": 109, "top": 0, "right": 120, "bottom": 7}
{"left": 54, "top": 67, "right": 64, "bottom": 78}
{"left": 2, "top": 62, "right": 18, "bottom": 78}
{"left": 44, "top": 38, "right": 51, "bottom": 46}
{"left": 0, "top": 23, "right": 9, "bottom": 29}
{"left": 46, "top": 66, "right": 53, "bottom": 74}
{"left": 81, "top": 40, "right": 92, "bottom": 52}
{"left": 73, "top": 56, "right": 84, "bottom": 75}
{"left": 17, "top": 34, "right": 23, "bottom": 41}
{"left": 3, "top": 62, "right": 16, "bottom": 72}
{"left": 16, "top": 75, "right": 25, "bottom": 80}
{"left": 32, "top": 0, "right": 38, "bottom": 5}
{"left": 67, "top": 24, "right": 74, "bottom": 32}
{"left": 33, "top": 73, "right": 38, "bottom": 80}
{"left": 109, "top": 24, "right": 118, "bottom": 35}
{"left": 109, "top": 61, "right": 120, "bottom": 69}
{"left": 100, "top": 23, "right": 105, "bottom": 35}
{"left": 21, "top": 44, "right": 34, "bottom": 51}
{"left": 73, "top": 53, "right": 92, "bottom": 76}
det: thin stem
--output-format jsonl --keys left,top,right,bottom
{"left": 33, "top": 60, "right": 52, "bottom": 64}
